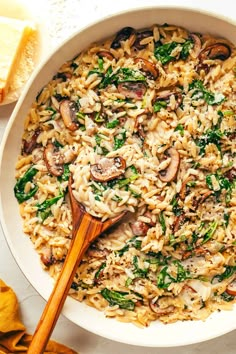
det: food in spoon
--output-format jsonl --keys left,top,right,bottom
{"left": 14, "top": 23, "right": 236, "bottom": 326}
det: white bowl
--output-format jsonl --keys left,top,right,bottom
{"left": 0, "top": 6, "right": 236, "bottom": 347}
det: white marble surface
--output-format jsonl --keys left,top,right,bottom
{"left": 0, "top": 1, "right": 235, "bottom": 353}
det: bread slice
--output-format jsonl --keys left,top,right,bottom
{"left": 0, "top": 16, "right": 35, "bottom": 103}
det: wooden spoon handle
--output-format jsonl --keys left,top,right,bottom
{"left": 27, "top": 213, "right": 98, "bottom": 354}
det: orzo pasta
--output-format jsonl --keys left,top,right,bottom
{"left": 14, "top": 23, "right": 236, "bottom": 326}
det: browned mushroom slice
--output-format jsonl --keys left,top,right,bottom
{"left": 182, "top": 247, "right": 207, "bottom": 260}
{"left": 44, "top": 142, "right": 64, "bottom": 177}
{"left": 191, "top": 190, "right": 212, "bottom": 211}
{"left": 87, "top": 246, "right": 110, "bottom": 258}
{"left": 133, "top": 30, "right": 153, "bottom": 50}
{"left": 199, "top": 43, "right": 231, "bottom": 61}
{"left": 97, "top": 50, "right": 114, "bottom": 60}
{"left": 226, "top": 279, "right": 236, "bottom": 296}
{"left": 59, "top": 100, "right": 78, "bottom": 131}
{"left": 189, "top": 33, "right": 202, "bottom": 58}
{"left": 118, "top": 82, "right": 147, "bottom": 100}
{"left": 179, "top": 176, "right": 195, "bottom": 200}
{"left": 40, "top": 247, "right": 54, "bottom": 267}
{"left": 144, "top": 211, "right": 156, "bottom": 226}
{"left": 196, "top": 62, "right": 210, "bottom": 75}
{"left": 111, "top": 27, "right": 135, "bottom": 49}
{"left": 154, "top": 89, "right": 183, "bottom": 110}
{"left": 149, "top": 299, "right": 174, "bottom": 315}
{"left": 22, "top": 128, "right": 41, "bottom": 155}
{"left": 130, "top": 220, "right": 150, "bottom": 236}
{"left": 159, "top": 148, "right": 180, "bottom": 183}
{"left": 224, "top": 167, "right": 236, "bottom": 182}
{"left": 134, "top": 57, "right": 158, "bottom": 79}
{"left": 90, "top": 156, "right": 126, "bottom": 182}
{"left": 172, "top": 213, "right": 186, "bottom": 233}
{"left": 53, "top": 72, "right": 72, "bottom": 82}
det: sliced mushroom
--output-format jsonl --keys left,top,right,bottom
{"left": 44, "top": 142, "right": 64, "bottom": 177}
{"left": 149, "top": 299, "right": 174, "bottom": 315}
{"left": 224, "top": 167, "right": 236, "bottom": 182}
{"left": 87, "top": 246, "right": 110, "bottom": 259}
{"left": 189, "top": 33, "right": 202, "bottom": 58}
{"left": 226, "top": 279, "right": 236, "bottom": 296}
{"left": 172, "top": 213, "right": 186, "bottom": 233}
{"left": 59, "top": 100, "right": 78, "bottom": 131}
{"left": 111, "top": 27, "right": 135, "bottom": 49}
{"left": 97, "top": 50, "right": 114, "bottom": 61}
{"left": 134, "top": 57, "right": 158, "bottom": 79}
{"left": 196, "top": 62, "right": 210, "bottom": 75}
{"left": 199, "top": 43, "right": 231, "bottom": 61}
{"left": 154, "top": 89, "right": 183, "bottom": 111}
{"left": 53, "top": 72, "right": 72, "bottom": 82}
{"left": 22, "top": 129, "right": 41, "bottom": 155}
{"left": 133, "top": 30, "right": 153, "bottom": 50}
{"left": 130, "top": 220, "right": 150, "bottom": 236}
{"left": 191, "top": 190, "right": 212, "bottom": 211}
{"left": 90, "top": 156, "right": 126, "bottom": 182}
{"left": 159, "top": 148, "right": 180, "bottom": 183}
{"left": 118, "top": 82, "right": 147, "bottom": 100}
{"left": 40, "top": 247, "right": 54, "bottom": 267}
{"left": 144, "top": 211, "right": 156, "bottom": 226}
{"left": 179, "top": 176, "right": 195, "bottom": 200}
{"left": 182, "top": 247, "right": 207, "bottom": 260}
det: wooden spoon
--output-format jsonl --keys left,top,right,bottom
{"left": 27, "top": 177, "right": 125, "bottom": 354}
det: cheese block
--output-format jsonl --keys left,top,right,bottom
{"left": 0, "top": 16, "right": 35, "bottom": 103}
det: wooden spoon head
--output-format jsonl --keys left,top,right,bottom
{"left": 68, "top": 175, "right": 126, "bottom": 243}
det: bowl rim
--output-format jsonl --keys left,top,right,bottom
{"left": 1, "top": 4, "right": 236, "bottom": 347}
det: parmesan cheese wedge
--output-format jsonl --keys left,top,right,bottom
{"left": 0, "top": 16, "right": 35, "bottom": 103}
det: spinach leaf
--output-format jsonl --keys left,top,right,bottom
{"left": 116, "top": 236, "right": 142, "bottom": 256}
{"left": 201, "top": 221, "right": 218, "bottom": 244}
{"left": 158, "top": 211, "right": 166, "bottom": 234}
{"left": 153, "top": 100, "right": 167, "bottom": 112}
{"left": 189, "top": 80, "right": 225, "bottom": 105}
{"left": 133, "top": 255, "right": 148, "bottom": 278}
{"left": 146, "top": 251, "right": 170, "bottom": 265}
{"left": 95, "top": 262, "right": 106, "bottom": 279}
{"left": 106, "top": 119, "right": 120, "bottom": 129}
{"left": 213, "top": 266, "right": 236, "bottom": 283}
{"left": 101, "top": 288, "right": 135, "bottom": 310}
{"left": 98, "top": 57, "right": 104, "bottom": 71}
{"left": 180, "top": 39, "right": 194, "bottom": 60}
{"left": 99, "top": 66, "right": 116, "bottom": 88}
{"left": 117, "top": 164, "right": 139, "bottom": 187}
{"left": 170, "top": 195, "right": 183, "bottom": 216}
{"left": 221, "top": 291, "right": 235, "bottom": 302}
{"left": 206, "top": 173, "right": 233, "bottom": 203}
{"left": 174, "top": 124, "right": 184, "bottom": 136}
{"left": 157, "top": 261, "right": 191, "bottom": 289}
{"left": 99, "top": 67, "right": 146, "bottom": 88}
{"left": 36, "top": 193, "right": 64, "bottom": 212}
{"left": 46, "top": 107, "right": 57, "bottom": 119}
{"left": 95, "top": 133, "right": 109, "bottom": 155}
{"left": 58, "top": 164, "right": 70, "bottom": 182}
{"left": 154, "top": 39, "right": 193, "bottom": 65}
{"left": 14, "top": 166, "right": 38, "bottom": 203}
{"left": 114, "top": 129, "right": 126, "bottom": 150}
{"left": 173, "top": 260, "right": 191, "bottom": 282}
{"left": 157, "top": 266, "right": 175, "bottom": 289}
{"left": 196, "top": 128, "right": 224, "bottom": 155}
{"left": 36, "top": 192, "right": 64, "bottom": 221}
{"left": 154, "top": 42, "right": 178, "bottom": 64}
{"left": 223, "top": 212, "right": 230, "bottom": 227}
{"left": 116, "top": 68, "right": 146, "bottom": 83}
